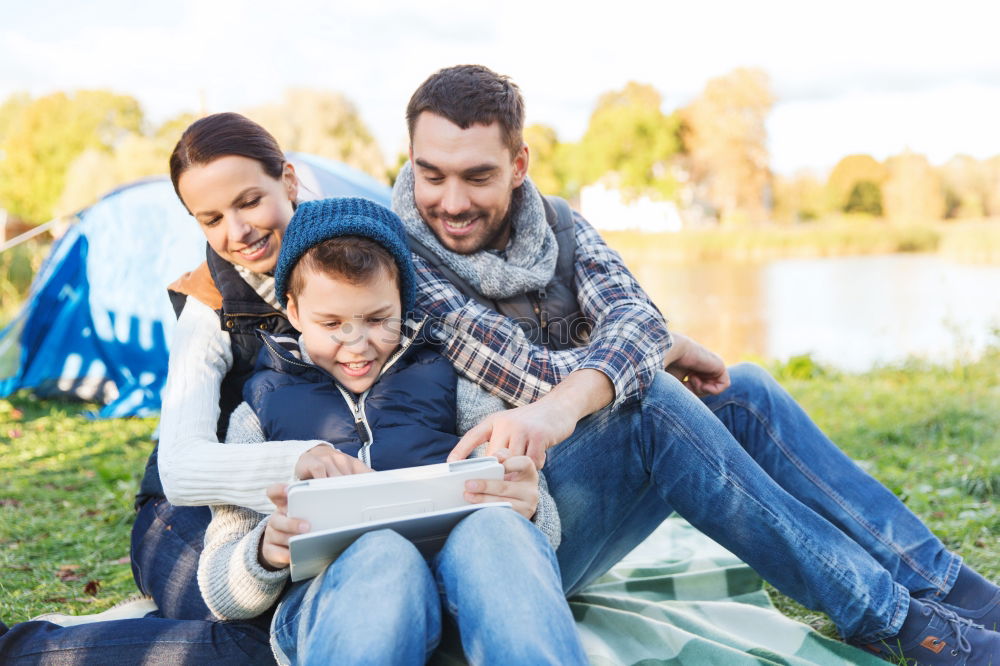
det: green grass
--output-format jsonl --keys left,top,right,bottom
{"left": 1, "top": 352, "right": 998, "bottom": 640}
{"left": 0, "top": 395, "right": 157, "bottom": 620}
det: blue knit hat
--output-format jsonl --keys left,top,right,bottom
{"left": 274, "top": 197, "right": 417, "bottom": 313}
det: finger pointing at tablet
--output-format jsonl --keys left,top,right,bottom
{"left": 295, "top": 444, "right": 372, "bottom": 480}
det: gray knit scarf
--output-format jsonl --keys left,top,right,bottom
{"left": 391, "top": 161, "right": 557, "bottom": 299}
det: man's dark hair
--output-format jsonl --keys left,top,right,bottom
{"left": 287, "top": 236, "right": 399, "bottom": 304}
{"left": 406, "top": 65, "right": 525, "bottom": 157}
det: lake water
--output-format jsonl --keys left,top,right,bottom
{"left": 618, "top": 253, "right": 1000, "bottom": 372}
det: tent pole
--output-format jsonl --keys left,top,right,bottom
{"left": 0, "top": 219, "right": 57, "bottom": 254}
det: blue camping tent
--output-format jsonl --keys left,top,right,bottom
{"left": 0, "top": 153, "right": 390, "bottom": 418}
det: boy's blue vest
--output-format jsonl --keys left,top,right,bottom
{"left": 244, "top": 328, "right": 459, "bottom": 471}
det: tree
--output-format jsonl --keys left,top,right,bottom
{"left": 985, "top": 156, "right": 1000, "bottom": 217}
{"left": 0, "top": 91, "right": 144, "bottom": 223}
{"left": 772, "top": 170, "right": 827, "bottom": 223}
{"left": 573, "top": 82, "right": 682, "bottom": 201}
{"left": 524, "top": 123, "right": 570, "bottom": 197}
{"left": 244, "top": 89, "right": 385, "bottom": 182}
{"left": 826, "top": 154, "right": 886, "bottom": 214}
{"left": 882, "top": 151, "right": 945, "bottom": 224}
{"left": 681, "top": 68, "right": 774, "bottom": 225}
{"left": 0, "top": 93, "right": 30, "bottom": 144}
{"left": 844, "top": 180, "right": 883, "bottom": 216}
{"left": 938, "top": 155, "right": 987, "bottom": 219}
{"left": 56, "top": 112, "right": 197, "bottom": 216}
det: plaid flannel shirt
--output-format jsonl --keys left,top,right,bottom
{"left": 413, "top": 211, "right": 672, "bottom": 409}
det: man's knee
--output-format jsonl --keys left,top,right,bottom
{"left": 726, "top": 362, "right": 781, "bottom": 399}
{"left": 642, "top": 370, "right": 716, "bottom": 421}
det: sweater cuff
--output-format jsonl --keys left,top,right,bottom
{"left": 239, "top": 516, "right": 293, "bottom": 586}
{"left": 531, "top": 471, "right": 562, "bottom": 551}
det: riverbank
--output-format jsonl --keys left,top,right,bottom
{"left": 1, "top": 352, "right": 997, "bottom": 638}
{"left": 604, "top": 217, "right": 1000, "bottom": 264}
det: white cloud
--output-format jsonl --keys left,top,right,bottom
{"left": 769, "top": 82, "right": 1000, "bottom": 175}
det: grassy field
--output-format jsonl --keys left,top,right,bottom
{"left": 1, "top": 351, "right": 998, "bottom": 640}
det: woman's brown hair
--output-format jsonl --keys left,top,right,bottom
{"left": 169, "top": 112, "right": 286, "bottom": 205}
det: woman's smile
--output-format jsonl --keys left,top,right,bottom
{"left": 236, "top": 234, "right": 272, "bottom": 261}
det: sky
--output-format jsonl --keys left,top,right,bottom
{"left": 2, "top": 0, "right": 999, "bottom": 176}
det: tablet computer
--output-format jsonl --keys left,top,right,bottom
{"left": 286, "top": 457, "right": 506, "bottom": 581}
{"left": 288, "top": 501, "right": 511, "bottom": 581}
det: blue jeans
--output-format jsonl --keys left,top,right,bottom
{"left": 130, "top": 498, "right": 214, "bottom": 620}
{"left": 0, "top": 499, "right": 273, "bottom": 664}
{"left": 273, "top": 508, "right": 586, "bottom": 665}
{"left": 0, "top": 615, "right": 272, "bottom": 665}
{"left": 544, "top": 364, "right": 960, "bottom": 644}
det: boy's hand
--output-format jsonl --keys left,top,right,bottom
{"left": 463, "top": 449, "right": 539, "bottom": 520}
{"left": 295, "top": 444, "right": 371, "bottom": 480}
{"left": 259, "top": 484, "right": 308, "bottom": 571}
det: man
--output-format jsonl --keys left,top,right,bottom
{"left": 390, "top": 64, "right": 1000, "bottom": 664}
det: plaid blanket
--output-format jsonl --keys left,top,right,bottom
{"left": 433, "top": 517, "right": 881, "bottom": 665}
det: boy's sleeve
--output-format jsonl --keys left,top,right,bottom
{"left": 225, "top": 401, "right": 267, "bottom": 444}
{"left": 197, "top": 504, "right": 289, "bottom": 621}
{"left": 534, "top": 472, "right": 561, "bottom": 551}
{"left": 454, "top": 376, "right": 507, "bottom": 435}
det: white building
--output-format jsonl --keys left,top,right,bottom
{"left": 579, "top": 181, "right": 683, "bottom": 232}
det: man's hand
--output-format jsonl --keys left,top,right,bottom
{"left": 259, "top": 483, "right": 307, "bottom": 570}
{"left": 295, "top": 444, "right": 372, "bottom": 480}
{"left": 664, "top": 332, "right": 730, "bottom": 396}
{"left": 449, "top": 400, "right": 576, "bottom": 470}
{"left": 448, "top": 368, "right": 614, "bottom": 469}
{"left": 462, "top": 449, "right": 539, "bottom": 520}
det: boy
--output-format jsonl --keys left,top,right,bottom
{"left": 196, "top": 197, "right": 586, "bottom": 665}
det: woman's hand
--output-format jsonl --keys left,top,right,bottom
{"left": 295, "top": 444, "right": 371, "bottom": 480}
{"left": 463, "top": 449, "right": 539, "bottom": 520}
{"left": 259, "top": 483, "right": 305, "bottom": 570}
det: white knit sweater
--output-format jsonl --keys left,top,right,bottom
{"left": 157, "top": 297, "right": 325, "bottom": 512}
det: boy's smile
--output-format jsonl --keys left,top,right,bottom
{"left": 286, "top": 267, "right": 402, "bottom": 394}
